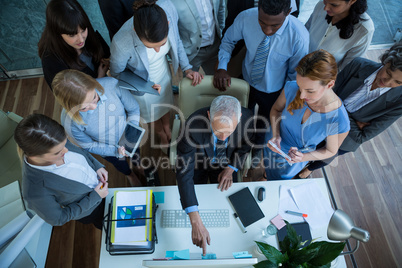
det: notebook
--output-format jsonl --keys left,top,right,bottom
{"left": 277, "top": 221, "right": 312, "bottom": 249}
{"left": 228, "top": 187, "right": 265, "bottom": 227}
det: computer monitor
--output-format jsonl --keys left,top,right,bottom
{"left": 142, "top": 258, "right": 258, "bottom": 268}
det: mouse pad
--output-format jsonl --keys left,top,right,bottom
{"left": 228, "top": 187, "right": 265, "bottom": 227}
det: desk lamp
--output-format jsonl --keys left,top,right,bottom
{"left": 327, "top": 209, "right": 370, "bottom": 255}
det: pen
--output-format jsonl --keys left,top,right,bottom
{"left": 285, "top": 210, "right": 308, "bottom": 218}
{"left": 234, "top": 213, "right": 247, "bottom": 233}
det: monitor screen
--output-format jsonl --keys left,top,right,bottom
{"left": 142, "top": 258, "right": 258, "bottom": 268}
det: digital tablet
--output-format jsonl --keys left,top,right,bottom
{"left": 118, "top": 122, "right": 145, "bottom": 158}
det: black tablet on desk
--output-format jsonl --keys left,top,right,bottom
{"left": 228, "top": 187, "right": 265, "bottom": 227}
{"left": 118, "top": 122, "right": 145, "bottom": 158}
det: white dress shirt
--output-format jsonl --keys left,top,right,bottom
{"left": 25, "top": 151, "right": 99, "bottom": 189}
{"left": 194, "top": 0, "right": 216, "bottom": 47}
{"left": 343, "top": 67, "right": 392, "bottom": 113}
{"left": 305, "top": 1, "right": 374, "bottom": 71}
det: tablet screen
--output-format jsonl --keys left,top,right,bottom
{"left": 119, "top": 124, "right": 144, "bottom": 155}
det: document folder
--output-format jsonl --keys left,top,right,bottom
{"left": 118, "top": 70, "right": 159, "bottom": 96}
{"left": 104, "top": 192, "right": 158, "bottom": 255}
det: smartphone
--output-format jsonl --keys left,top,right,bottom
{"left": 268, "top": 140, "right": 293, "bottom": 166}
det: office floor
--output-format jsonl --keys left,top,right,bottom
{"left": 0, "top": 48, "right": 401, "bottom": 268}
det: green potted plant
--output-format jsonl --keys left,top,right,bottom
{"left": 254, "top": 222, "right": 345, "bottom": 268}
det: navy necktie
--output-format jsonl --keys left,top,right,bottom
{"left": 215, "top": 139, "right": 227, "bottom": 161}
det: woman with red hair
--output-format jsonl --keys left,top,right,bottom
{"left": 264, "top": 50, "right": 350, "bottom": 179}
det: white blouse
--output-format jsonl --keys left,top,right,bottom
{"left": 305, "top": 1, "right": 374, "bottom": 71}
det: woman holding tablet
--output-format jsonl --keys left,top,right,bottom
{"left": 110, "top": 0, "right": 203, "bottom": 148}
{"left": 38, "top": 0, "right": 110, "bottom": 89}
{"left": 15, "top": 114, "right": 108, "bottom": 229}
{"left": 52, "top": 69, "right": 143, "bottom": 186}
{"left": 264, "top": 50, "right": 350, "bottom": 180}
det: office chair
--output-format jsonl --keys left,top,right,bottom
{"left": 0, "top": 181, "right": 51, "bottom": 268}
{"left": 0, "top": 110, "right": 23, "bottom": 188}
{"left": 169, "top": 75, "right": 251, "bottom": 181}
{"left": 0, "top": 111, "right": 52, "bottom": 267}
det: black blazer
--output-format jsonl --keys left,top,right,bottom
{"left": 334, "top": 57, "right": 402, "bottom": 152}
{"left": 176, "top": 107, "right": 255, "bottom": 209}
{"left": 41, "top": 31, "right": 110, "bottom": 89}
{"left": 98, "top": 0, "right": 135, "bottom": 40}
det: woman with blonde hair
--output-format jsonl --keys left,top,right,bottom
{"left": 264, "top": 50, "right": 350, "bottom": 179}
{"left": 52, "top": 69, "right": 142, "bottom": 186}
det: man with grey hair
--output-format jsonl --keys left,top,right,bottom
{"left": 176, "top": 95, "right": 255, "bottom": 255}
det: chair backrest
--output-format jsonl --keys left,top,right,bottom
{"left": 177, "top": 76, "right": 249, "bottom": 119}
{"left": 0, "top": 110, "right": 23, "bottom": 188}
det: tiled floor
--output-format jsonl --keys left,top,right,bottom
{"left": 0, "top": 0, "right": 400, "bottom": 72}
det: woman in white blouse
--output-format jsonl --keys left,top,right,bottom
{"left": 305, "top": 0, "right": 374, "bottom": 71}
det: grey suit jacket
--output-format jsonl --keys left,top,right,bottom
{"left": 22, "top": 141, "right": 105, "bottom": 226}
{"left": 170, "top": 0, "right": 225, "bottom": 61}
{"left": 334, "top": 57, "right": 402, "bottom": 152}
{"left": 110, "top": 0, "right": 192, "bottom": 79}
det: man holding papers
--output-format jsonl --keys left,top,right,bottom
{"left": 176, "top": 96, "right": 255, "bottom": 254}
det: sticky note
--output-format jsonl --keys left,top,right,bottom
{"left": 202, "top": 253, "right": 217, "bottom": 259}
{"left": 153, "top": 192, "right": 165, "bottom": 203}
{"left": 166, "top": 249, "right": 190, "bottom": 260}
{"left": 173, "top": 249, "right": 190, "bottom": 260}
{"left": 165, "top": 251, "right": 175, "bottom": 258}
{"left": 271, "top": 214, "right": 286, "bottom": 230}
{"left": 233, "top": 251, "right": 252, "bottom": 258}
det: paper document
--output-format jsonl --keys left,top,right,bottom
{"left": 289, "top": 181, "right": 334, "bottom": 230}
{"left": 278, "top": 185, "right": 302, "bottom": 223}
{"left": 111, "top": 190, "right": 153, "bottom": 245}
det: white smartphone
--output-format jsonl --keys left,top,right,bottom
{"left": 268, "top": 140, "right": 293, "bottom": 166}
{"left": 118, "top": 122, "right": 145, "bottom": 158}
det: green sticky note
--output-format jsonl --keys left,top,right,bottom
{"left": 153, "top": 192, "right": 165, "bottom": 203}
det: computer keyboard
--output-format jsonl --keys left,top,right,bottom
{"left": 162, "top": 209, "right": 230, "bottom": 228}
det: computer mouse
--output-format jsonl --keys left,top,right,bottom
{"left": 257, "top": 187, "right": 265, "bottom": 202}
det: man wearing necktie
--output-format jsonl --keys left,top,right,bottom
{"left": 214, "top": 0, "right": 309, "bottom": 158}
{"left": 176, "top": 96, "right": 255, "bottom": 255}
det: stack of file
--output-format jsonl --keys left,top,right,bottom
{"left": 111, "top": 190, "right": 153, "bottom": 246}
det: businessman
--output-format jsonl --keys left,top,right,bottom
{"left": 170, "top": 0, "right": 225, "bottom": 75}
{"left": 214, "top": 0, "right": 309, "bottom": 155}
{"left": 176, "top": 96, "right": 255, "bottom": 254}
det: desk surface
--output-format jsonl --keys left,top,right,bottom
{"left": 99, "top": 179, "right": 346, "bottom": 268}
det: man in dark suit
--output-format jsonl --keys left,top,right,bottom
{"left": 298, "top": 42, "right": 402, "bottom": 177}
{"left": 176, "top": 95, "right": 255, "bottom": 255}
